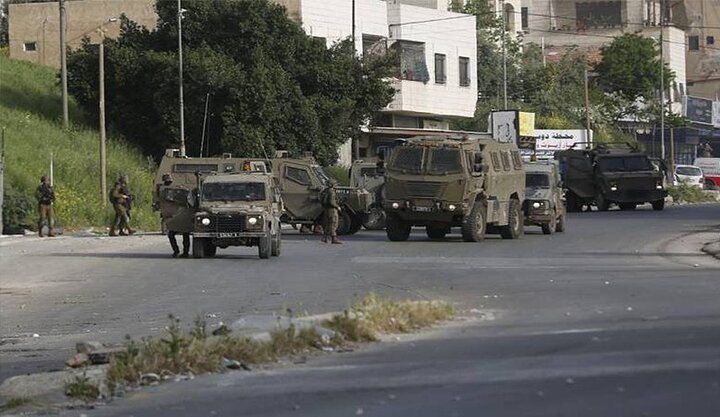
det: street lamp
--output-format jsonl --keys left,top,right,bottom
{"left": 97, "top": 17, "right": 118, "bottom": 208}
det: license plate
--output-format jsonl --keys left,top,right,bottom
{"left": 218, "top": 232, "right": 241, "bottom": 238}
{"left": 413, "top": 206, "right": 432, "bottom": 212}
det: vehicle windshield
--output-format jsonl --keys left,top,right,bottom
{"left": 388, "top": 147, "right": 424, "bottom": 174}
{"left": 388, "top": 147, "right": 462, "bottom": 175}
{"left": 202, "top": 182, "right": 266, "bottom": 201}
{"left": 313, "top": 166, "right": 332, "bottom": 186}
{"left": 427, "top": 149, "right": 462, "bottom": 175}
{"left": 526, "top": 173, "right": 550, "bottom": 187}
{"left": 676, "top": 166, "right": 702, "bottom": 176}
{"left": 596, "top": 156, "right": 653, "bottom": 172}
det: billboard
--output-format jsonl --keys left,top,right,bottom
{"left": 684, "top": 96, "right": 713, "bottom": 125}
{"left": 490, "top": 111, "right": 518, "bottom": 144}
{"left": 713, "top": 101, "right": 720, "bottom": 128}
{"left": 518, "top": 112, "right": 535, "bottom": 137}
{"left": 527, "top": 129, "right": 593, "bottom": 160}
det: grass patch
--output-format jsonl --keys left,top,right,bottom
{"left": 668, "top": 184, "right": 717, "bottom": 204}
{"left": 0, "top": 55, "right": 158, "bottom": 231}
{"left": 106, "top": 295, "right": 454, "bottom": 388}
{"left": 64, "top": 373, "right": 100, "bottom": 402}
{"left": 0, "top": 396, "right": 35, "bottom": 410}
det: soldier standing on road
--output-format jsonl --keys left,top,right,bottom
{"left": 320, "top": 179, "right": 342, "bottom": 244}
{"left": 109, "top": 175, "right": 135, "bottom": 236}
{"left": 35, "top": 175, "right": 55, "bottom": 237}
{"left": 157, "top": 173, "right": 191, "bottom": 257}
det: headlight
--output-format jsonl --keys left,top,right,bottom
{"left": 201, "top": 218, "right": 211, "bottom": 226}
{"left": 391, "top": 202, "right": 400, "bottom": 209}
{"left": 532, "top": 202, "right": 541, "bottom": 209}
{"left": 610, "top": 185, "right": 618, "bottom": 191}
{"left": 448, "top": 204, "right": 456, "bottom": 211}
{"left": 248, "top": 217, "right": 258, "bottom": 225}
{"left": 656, "top": 184, "right": 663, "bottom": 190}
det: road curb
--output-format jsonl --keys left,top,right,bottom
{"left": 702, "top": 241, "right": 720, "bottom": 260}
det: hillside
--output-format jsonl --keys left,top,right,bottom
{"left": 0, "top": 55, "right": 157, "bottom": 232}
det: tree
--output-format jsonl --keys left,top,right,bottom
{"left": 67, "top": 0, "right": 394, "bottom": 165}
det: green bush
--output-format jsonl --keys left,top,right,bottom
{"left": 668, "top": 184, "right": 716, "bottom": 203}
{"left": 2, "top": 185, "right": 34, "bottom": 234}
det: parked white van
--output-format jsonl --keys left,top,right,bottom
{"left": 694, "top": 158, "right": 720, "bottom": 189}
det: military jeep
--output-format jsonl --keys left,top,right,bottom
{"left": 349, "top": 160, "right": 386, "bottom": 230}
{"left": 154, "top": 150, "right": 372, "bottom": 235}
{"left": 192, "top": 172, "right": 282, "bottom": 259}
{"left": 382, "top": 134, "right": 526, "bottom": 242}
{"left": 523, "top": 161, "right": 566, "bottom": 234}
{"left": 555, "top": 144, "right": 667, "bottom": 211}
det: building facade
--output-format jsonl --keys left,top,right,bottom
{"left": 679, "top": 0, "right": 720, "bottom": 100}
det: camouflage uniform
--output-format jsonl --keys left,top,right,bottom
{"left": 35, "top": 176, "right": 55, "bottom": 237}
{"left": 321, "top": 181, "right": 341, "bottom": 244}
{"left": 110, "top": 177, "right": 135, "bottom": 236}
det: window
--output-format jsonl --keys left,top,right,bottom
{"left": 500, "top": 152, "right": 511, "bottom": 171}
{"left": 285, "top": 166, "right": 311, "bottom": 185}
{"left": 202, "top": 182, "right": 266, "bottom": 202}
{"left": 511, "top": 151, "right": 523, "bottom": 170}
{"left": 521, "top": 7, "right": 529, "bottom": 29}
{"left": 689, "top": 36, "right": 699, "bottom": 51}
{"left": 576, "top": 1, "right": 621, "bottom": 28}
{"left": 707, "top": 36, "right": 715, "bottom": 45}
{"left": 459, "top": 56, "right": 470, "bottom": 87}
{"left": 491, "top": 152, "right": 501, "bottom": 171}
{"left": 174, "top": 163, "right": 219, "bottom": 173}
{"left": 427, "top": 149, "right": 462, "bottom": 175}
{"left": 392, "top": 40, "right": 429, "bottom": 82}
{"left": 388, "top": 147, "right": 424, "bottom": 174}
{"left": 362, "top": 34, "right": 386, "bottom": 58}
{"left": 434, "top": 53, "right": 446, "bottom": 84}
{"left": 23, "top": 42, "right": 37, "bottom": 52}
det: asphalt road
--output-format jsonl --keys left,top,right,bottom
{"left": 1, "top": 203, "right": 720, "bottom": 416}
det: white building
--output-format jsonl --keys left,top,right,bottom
{"left": 276, "top": 0, "right": 478, "bottom": 163}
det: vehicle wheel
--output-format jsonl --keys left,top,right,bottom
{"left": 651, "top": 199, "right": 665, "bottom": 211}
{"left": 205, "top": 241, "right": 217, "bottom": 257}
{"left": 386, "top": 215, "right": 411, "bottom": 242}
{"left": 541, "top": 212, "right": 556, "bottom": 235}
{"left": 619, "top": 203, "right": 637, "bottom": 211}
{"left": 258, "top": 232, "right": 271, "bottom": 259}
{"left": 500, "top": 199, "right": 523, "bottom": 239}
{"left": 426, "top": 226, "right": 448, "bottom": 239}
{"left": 362, "top": 207, "right": 387, "bottom": 230}
{"left": 348, "top": 215, "right": 363, "bottom": 235}
{"left": 461, "top": 200, "right": 486, "bottom": 242}
{"left": 271, "top": 230, "right": 281, "bottom": 257}
{"left": 595, "top": 191, "right": 610, "bottom": 211}
{"left": 192, "top": 237, "right": 206, "bottom": 258}
{"left": 336, "top": 210, "right": 353, "bottom": 235}
{"left": 555, "top": 214, "right": 566, "bottom": 233}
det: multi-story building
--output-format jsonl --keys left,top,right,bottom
{"left": 9, "top": 0, "right": 478, "bottom": 164}
{"left": 677, "top": 0, "right": 720, "bottom": 100}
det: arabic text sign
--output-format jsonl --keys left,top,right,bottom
{"left": 535, "top": 129, "right": 591, "bottom": 152}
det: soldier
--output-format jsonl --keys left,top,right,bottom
{"left": 700, "top": 142, "right": 714, "bottom": 158}
{"left": 109, "top": 175, "right": 135, "bottom": 236}
{"left": 320, "top": 179, "right": 342, "bottom": 244}
{"left": 35, "top": 175, "right": 55, "bottom": 237}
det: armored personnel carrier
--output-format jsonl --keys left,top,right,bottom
{"left": 554, "top": 143, "right": 666, "bottom": 211}
{"left": 154, "top": 149, "right": 372, "bottom": 235}
{"left": 382, "top": 134, "right": 526, "bottom": 242}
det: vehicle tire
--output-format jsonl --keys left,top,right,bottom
{"left": 541, "top": 212, "right": 556, "bottom": 235}
{"left": 555, "top": 213, "right": 566, "bottom": 233}
{"left": 619, "top": 203, "right": 637, "bottom": 211}
{"left": 348, "top": 215, "right": 363, "bottom": 235}
{"left": 426, "top": 226, "right": 448, "bottom": 239}
{"left": 595, "top": 191, "right": 610, "bottom": 211}
{"left": 258, "top": 233, "right": 271, "bottom": 259}
{"left": 651, "top": 199, "right": 665, "bottom": 211}
{"left": 192, "top": 237, "right": 206, "bottom": 259}
{"left": 271, "top": 230, "right": 281, "bottom": 257}
{"left": 205, "top": 241, "right": 217, "bottom": 258}
{"left": 461, "top": 201, "right": 486, "bottom": 242}
{"left": 336, "top": 210, "right": 353, "bottom": 236}
{"left": 500, "top": 199, "right": 523, "bottom": 239}
{"left": 362, "top": 207, "right": 387, "bottom": 230}
{"left": 386, "top": 215, "right": 411, "bottom": 242}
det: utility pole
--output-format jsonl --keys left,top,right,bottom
{"left": 659, "top": 0, "right": 666, "bottom": 161}
{"left": 59, "top": 0, "right": 69, "bottom": 129}
{"left": 351, "top": 0, "right": 356, "bottom": 50}
{"left": 352, "top": 0, "right": 359, "bottom": 161}
{"left": 177, "top": 0, "right": 186, "bottom": 157}
{"left": 99, "top": 39, "right": 107, "bottom": 207}
{"left": 501, "top": 0, "right": 508, "bottom": 109}
{"left": 584, "top": 68, "right": 591, "bottom": 142}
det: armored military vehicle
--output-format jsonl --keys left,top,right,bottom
{"left": 382, "top": 134, "right": 526, "bottom": 242}
{"left": 554, "top": 143, "right": 666, "bottom": 211}
{"left": 191, "top": 171, "right": 282, "bottom": 259}
{"left": 523, "top": 161, "right": 566, "bottom": 234}
{"left": 153, "top": 149, "right": 372, "bottom": 235}
{"left": 349, "top": 160, "right": 386, "bottom": 230}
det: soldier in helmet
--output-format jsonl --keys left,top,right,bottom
{"left": 35, "top": 175, "right": 56, "bottom": 237}
{"left": 320, "top": 179, "right": 342, "bottom": 244}
{"left": 109, "top": 175, "right": 135, "bottom": 236}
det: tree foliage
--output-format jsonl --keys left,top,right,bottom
{"left": 67, "top": 0, "right": 394, "bottom": 164}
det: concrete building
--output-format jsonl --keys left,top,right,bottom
{"left": 8, "top": 0, "right": 156, "bottom": 68}
{"left": 677, "top": 0, "right": 720, "bottom": 100}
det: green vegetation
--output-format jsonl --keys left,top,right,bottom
{"left": 0, "top": 396, "right": 35, "bottom": 411}
{"left": 0, "top": 55, "right": 157, "bottom": 231}
{"left": 668, "top": 184, "right": 717, "bottom": 204}
{"left": 64, "top": 373, "right": 100, "bottom": 402}
{"left": 323, "top": 165, "right": 351, "bottom": 186}
{"left": 107, "top": 295, "right": 455, "bottom": 387}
